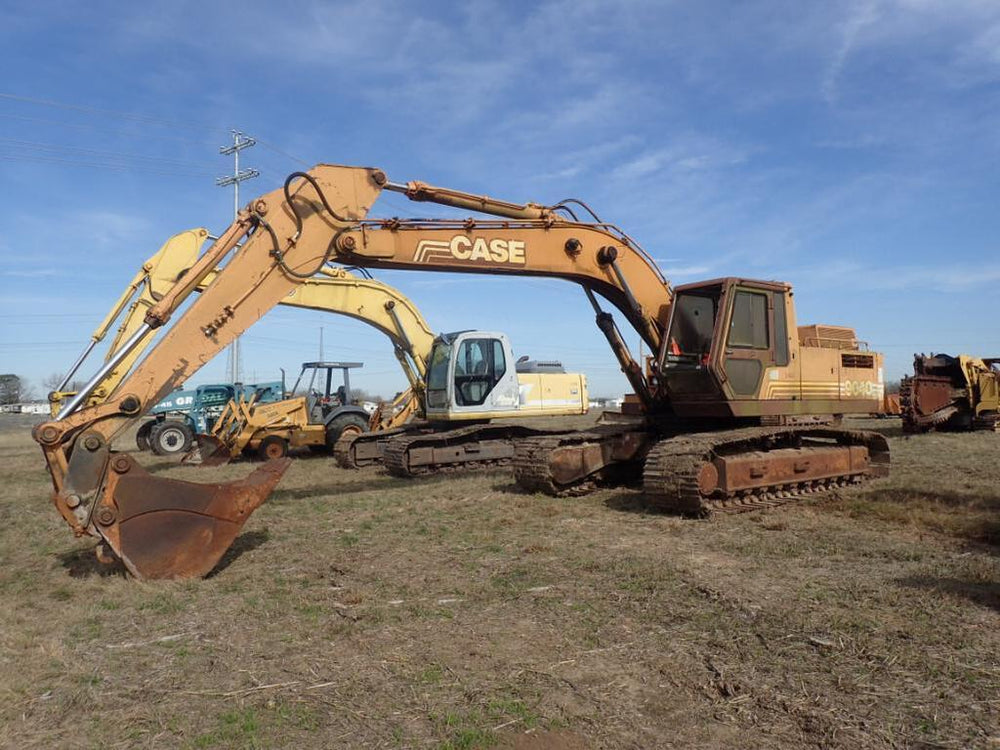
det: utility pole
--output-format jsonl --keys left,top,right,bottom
{"left": 216, "top": 130, "right": 259, "bottom": 383}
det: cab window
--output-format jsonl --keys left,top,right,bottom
{"left": 454, "top": 338, "right": 504, "bottom": 406}
{"left": 728, "top": 291, "right": 769, "bottom": 350}
{"left": 426, "top": 342, "right": 452, "bottom": 409}
{"left": 671, "top": 293, "right": 717, "bottom": 356}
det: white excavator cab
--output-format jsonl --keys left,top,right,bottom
{"left": 425, "top": 331, "right": 520, "bottom": 418}
{"left": 425, "top": 331, "right": 587, "bottom": 421}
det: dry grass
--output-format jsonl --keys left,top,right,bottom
{"left": 0, "top": 415, "right": 998, "bottom": 749}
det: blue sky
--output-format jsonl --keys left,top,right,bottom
{"left": 1, "top": 0, "right": 998, "bottom": 399}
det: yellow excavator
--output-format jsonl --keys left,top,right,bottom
{"left": 33, "top": 164, "right": 889, "bottom": 579}
{"left": 47, "top": 228, "right": 207, "bottom": 417}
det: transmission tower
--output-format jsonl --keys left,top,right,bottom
{"left": 216, "top": 130, "right": 259, "bottom": 383}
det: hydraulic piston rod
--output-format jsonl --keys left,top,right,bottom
{"left": 56, "top": 324, "right": 153, "bottom": 420}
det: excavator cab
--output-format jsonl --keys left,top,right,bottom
{"left": 660, "top": 277, "right": 884, "bottom": 421}
{"left": 423, "top": 331, "right": 588, "bottom": 421}
{"left": 659, "top": 278, "right": 794, "bottom": 417}
{"left": 425, "top": 331, "right": 520, "bottom": 417}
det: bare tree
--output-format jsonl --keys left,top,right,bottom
{"left": 0, "top": 375, "right": 38, "bottom": 403}
{"left": 42, "top": 372, "right": 86, "bottom": 394}
{"left": 350, "top": 388, "right": 384, "bottom": 403}
{"left": 0, "top": 374, "right": 22, "bottom": 405}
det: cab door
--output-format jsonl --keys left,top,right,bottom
{"left": 720, "top": 288, "right": 774, "bottom": 399}
{"left": 449, "top": 334, "right": 519, "bottom": 416}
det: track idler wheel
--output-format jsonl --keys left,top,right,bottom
{"left": 94, "top": 454, "right": 290, "bottom": 579}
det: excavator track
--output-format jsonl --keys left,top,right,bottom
{"left": 643, "top": 426, "right": 889, "bottom": 516}
{"left": 513, "top": 425, "right": 889, "bottom": 515}
{"left": 512, "top": 433, "right": 600, "bottom": 496}
{"left": 380, "top": 424, "right": 572, "bottom": 478}
{"left": 512, "top": 424, "right": 648, "bottom": 496}
{"left": 899, "top": 378, "right": 915, "bottom": 432}
{"left": 333, "top": 427, "right": 406, "bottom": 468}
{"left": 973, "top": 413, "right": 1000, "bottom": 431}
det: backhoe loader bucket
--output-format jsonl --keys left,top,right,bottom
{"left": 95, "top": 455, "right": 290, "bottom": 579}
{"left": 184, "top": 433, "right": 232, "bottom": 467}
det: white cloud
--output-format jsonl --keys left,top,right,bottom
{"left": 611, "top": 136, "right": 750, "bottom": 183}
{"left": 764, "top": 258, "right": 1000, "bottom": 292}
{"left": 658, "top": 265, "right": 713, "bottom": 279}
{"left": 822, "top": 0, "right": 881, "bottom": 103}
{"left": 863, "top": 263, "right": 1000, "bottom": 291}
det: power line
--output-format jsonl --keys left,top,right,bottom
{"left": 0, "top": 313, "right": 97, "bottom": 319}
{"left": 0, "top": 136, "right": 218, "bottom": 169}
{"left": 0, "top": 92, "right": 227, "bottom": 134}
{"left": 0, "top": 153, "right": 214, "bottom": 178}
{"left": 1, "top": 93, "right": 313, "bottom": 178}
{"left": 0, "top": 112, "right": 220, "bottom": 146}
{"left": 256, "top": 138, "right": 311, "bottom": 168}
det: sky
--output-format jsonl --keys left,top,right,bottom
{"left": 1, "top": 0, "right": 998, "bottom": 400}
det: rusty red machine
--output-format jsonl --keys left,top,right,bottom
{"left": 902, "top": 353, "right": 1000, "bottom": 432}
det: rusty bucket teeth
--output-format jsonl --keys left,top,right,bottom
{"left": 186, "top": 434, "right": 231, "bottom": 467}
{"left": 97, "top": 457, "right": 291, "bottom": 580}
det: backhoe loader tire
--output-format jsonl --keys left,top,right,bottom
{"left": 258, "top": 435, "right": 289, "bottom": 461}
{"left": 150, "top": 420, "right": 194, "bottom": 456}
{"left": 326, "top": 414, "right": 369, "bottom": 451}
{"left": 136, "top": 421, "right": 154, "bottom": 452}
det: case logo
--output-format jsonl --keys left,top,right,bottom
{"left": 414, "top": 236, "right": 526, "bottom": 266}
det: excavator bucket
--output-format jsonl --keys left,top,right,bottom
{"left": 95, "top": 455, "right": 290, "bottom": 579}
{"left": 184, "top": 433, "right": 232, "bottom": 467}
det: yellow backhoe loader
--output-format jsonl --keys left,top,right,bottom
{"left": 33, "top": 163, "right": 889, "bottom": 580}
{"left": 202, "top": 360, "right": 370, "bottom": 461}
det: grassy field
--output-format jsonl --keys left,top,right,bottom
{"left": 0, "top": 415, "right": 997, "bottom": 749}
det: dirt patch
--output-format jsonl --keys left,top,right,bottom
{"left": 1, "top": 417, "right": 998, "bottom": 748}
